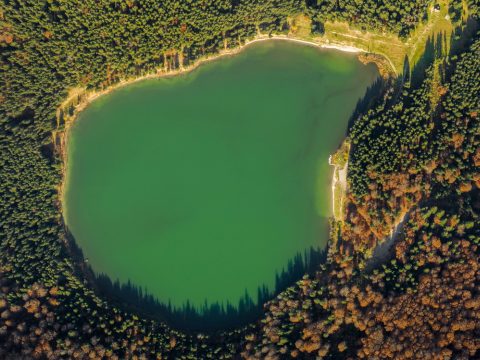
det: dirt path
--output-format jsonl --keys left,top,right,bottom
{"left": 329, "top": 155, "right": 348, "bottom": 221}
{"left": 366, "top": 209, "right": 410, "bottom": 270}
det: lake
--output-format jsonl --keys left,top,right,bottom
{"left": 64, "top": 40, "right": 378, "bottom": 315}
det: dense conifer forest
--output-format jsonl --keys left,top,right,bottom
{"left": 1, "top": 0, "right": 479, "bottom": 358}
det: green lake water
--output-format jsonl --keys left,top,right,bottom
{"left": 64, "top": 40, "right": 378, "bottom": 310}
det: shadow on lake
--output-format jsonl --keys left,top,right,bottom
{"left": 63, "top": 226, "right": 327, "bottom": 332}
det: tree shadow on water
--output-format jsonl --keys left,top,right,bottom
{"left": 95, "top": 246, "right": 327, "bottom": 332}
{"left": 63, "top": 226, "right": 327, "bottom": 332}
{"left": 347, "top": 75, "right": 388, "bottom": 133}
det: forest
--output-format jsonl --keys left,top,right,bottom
{"left": 0, "top": 0, "right": 479, "bottom": 358}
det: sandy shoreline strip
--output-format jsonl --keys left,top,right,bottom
{"left": 246, "top": 36, "right": 364, "bottom": 53}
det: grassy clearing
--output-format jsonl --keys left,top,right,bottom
{"left": 288, "top": 14, "right": 313, "bottom": 39}
{"left": 406, "top": 0, "right": 454, "bottom": 66}
{"left": 322, "top": 21, "right": 407, "bottom": 74}
{"left": 287, "top": 0, "right": 458, "bottom": 75}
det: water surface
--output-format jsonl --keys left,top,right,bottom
{"left": 65, "top": 40, "right": 378, "bottom": 310}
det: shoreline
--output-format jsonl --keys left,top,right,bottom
{"left": 58, "top": 35, "right": 366, "bottom": 121}
{"left": 57, "top": 35, "right": 369, "bottom": 122}
{"left": 55, "top": 34, "right": 373, "bottom": 218}
{"left": 56, "top": 33, "right": 384, "bottom": 226}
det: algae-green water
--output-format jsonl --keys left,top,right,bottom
{"left": 64, "top": 40, "right": 378, "bottom": 310}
